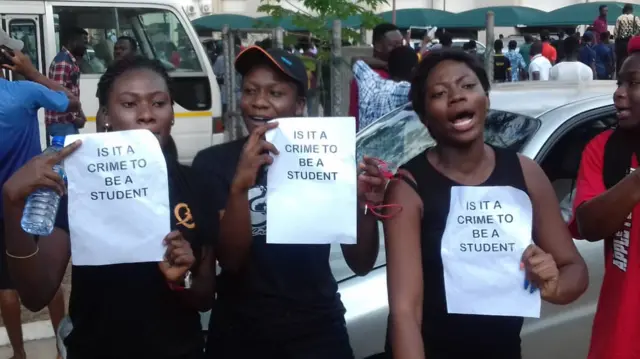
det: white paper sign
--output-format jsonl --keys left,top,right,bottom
{"left": 265, "top": 117, "right": 357, "bottom": 245}
{"left": 441, "top": 185, "right": 541, "bottom": 318}
{"left": 64, "top": 130, "right": 170, "bottom": 266}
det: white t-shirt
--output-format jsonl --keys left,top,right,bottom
{"left": 549, "top": 61, "right": 594, "bottom": 81}
{"left": 528, "top": 55, "right": 552, "bottom": 81}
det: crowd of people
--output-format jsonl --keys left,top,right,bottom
{"left": 0, "top": 9, "right": 640, "bottom": 359}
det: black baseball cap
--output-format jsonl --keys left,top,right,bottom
{"left": 235, "top": 46, "right": 308, "bottom": 96}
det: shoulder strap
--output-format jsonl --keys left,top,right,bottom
{"left": 602, "top": 129, "right": 639, "bottom": 189}
{"left": 398, "top": 149, "right": 430, "bottom": 196}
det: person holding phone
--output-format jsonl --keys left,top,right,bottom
{"left": 193, "top": 46, "right": 386, "bottom": 358}
{"left": 2, "top": 56, "right": 216, "bottom": 359}
{"left": 0, "top": 31, "right": 82, "bottom": 359}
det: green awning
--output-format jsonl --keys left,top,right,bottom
{"left": 192, "top": 14, "right": 256, "bottom": 31}
{"left": 530, "top": 1, "right": 640, "bottom": 26}
{"left": 255, "top": 16, "right": 303, "bottom": 31}
{"left": 377, "top": 8, "right": 454, "bottom": 28}
{"left": 436, "top": 6, "right": 548, "bottom": 28}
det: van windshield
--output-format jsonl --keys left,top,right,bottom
{"left": 54, "top": 6, "right": 202, "bottom": 74}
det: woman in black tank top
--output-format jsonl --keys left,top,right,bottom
{"left": 383, "top": 50, "right": 588, "bottom": 358}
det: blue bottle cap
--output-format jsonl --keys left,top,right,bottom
{"left": 52, "top": 136, "right": 66, "bottom": 147}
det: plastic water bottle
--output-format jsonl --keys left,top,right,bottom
{"left": 21, "top": 136, "right": 67, "bottom": 236}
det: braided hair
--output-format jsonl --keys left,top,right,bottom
{"left": 97, "top": 56, "right": 172, "bottom": 107}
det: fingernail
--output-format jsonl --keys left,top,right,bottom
{"left": 520, "top": 262, "right": 524, "bottom": 270}
{"left": 524, "top": 279, "right": 529, "bottom": 290}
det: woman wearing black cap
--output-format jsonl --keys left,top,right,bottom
{"left": 193, "top": 46, "right": 385, "bottom": 358}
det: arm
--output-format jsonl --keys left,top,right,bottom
{"left": 520, "top": 156, "right": 588, "bottom": 304}
{"left": 385, "top": 173, "right": 425, "bottom": 359}
{"left": 574, "top": 137, "right": 640, "bottom": 241}
{"left": 23, "top": 81, "right": 81, "bottom": 113}
{"left": 342, "top": 211, "right": 379, "bottom": 276}
{"left": 532, "top": 71, "right": 541, "bottom": 81}
{"left": 3, "top": 50, "right": 81, "bottom": 112}
{"left": 176, "top": 246, "right": 214, "bottom": 311}
{"left": 0, "top": 144, "right": 80, "bottom": 311}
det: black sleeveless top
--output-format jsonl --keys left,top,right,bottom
{"left": 396, "top": 147, "right": 528, "bottom": 359}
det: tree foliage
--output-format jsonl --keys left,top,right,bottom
{"left": 257, "top": 0, "right": 388, "bottom": 46}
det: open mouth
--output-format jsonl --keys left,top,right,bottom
{"left": 616, "top": 108, "right": 631, "bottom": 120}
{"left": 450, "top": 110, "right": 476, "bottom": 131}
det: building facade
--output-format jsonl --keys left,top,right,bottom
{"left": 183, "top": 0, "right": 640, "bottom": 20}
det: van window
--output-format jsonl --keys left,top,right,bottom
{"left": 52, "top": 6, "right": 202, "bottom": 74}
{"left": 8, "top": 19, "right": 40, "bottom": 71}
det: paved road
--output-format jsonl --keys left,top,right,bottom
{"left": 0, "top": 338, "right": 57, "bottom": 359}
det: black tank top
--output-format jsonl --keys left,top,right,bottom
{"left": 397, "top": 146, "right": 528, "bottom": 359}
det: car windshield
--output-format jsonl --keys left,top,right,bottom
{"left": 355, "top": 103, "right": 541, "bottom": 173}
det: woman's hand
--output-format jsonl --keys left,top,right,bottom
{"left": 521, "top": 244, "right": 560, "bottom": 298}
{"left": 231, "top": 122, "right": 279, "bottom": 193}
{"left": 158, "top": 231, "right": 195, "bottom": 283}
{"left": 2, "top": 140, "right": 81, "bottom": 205}
{"left": 357, "top": 156, "right": 389, "bottom": 209}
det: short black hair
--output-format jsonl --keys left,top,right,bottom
{"left": 524, "top": 34, "right": 533, "bottom": 43}
{"left": 494, "top": 39, "right": 503, "bottom": 51}
{"left": 388, "top": 46, "right": 418, "bottom": 81}
{"left": 373, "top": 23, "right": 399, "bottom": 44}
{"left": 439, "top": 32, "right": 453, "bottom": 47}
{"left": 624, "top": 3, "right": 634, "bottom": 14}
{"left": 599, "top": 4, "right": 608, "bottom": 12}
{"left": 540, "top": 30, "right": 550, "bottom": 41}
{"left": 410, "top": 49, "right": 489, "bottom": 120}
{"left": 564, "top": 35, "right": 579, "bottom": 55}
{"left": 117, "top": 36, "right": 138, "bottom": 52}
{"left": 508, "top": 40, "right": 517, "bottom": 50}
{"left": 530, "top": 41, "right": 543, "bottom": 56}
{"left": 97, "top": 56, "right": 171, "bottom": 108}
{"left": 63, "top": 27, "right": 87, "bottom": 47}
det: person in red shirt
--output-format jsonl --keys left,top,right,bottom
{"left": 569, "top": 51, "right": 640, "bottom": 359}
{"left": 349, "top": 23, "right": 402, "bottom": 130}
{"left": 540, "top": 30, "right": 557, "bottom": 64}
{"left": 592, "top": 5, "right": 608, "bottom": 44}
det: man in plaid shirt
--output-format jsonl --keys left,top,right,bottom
{"left": 351, "top": 46, "right": 418, "bottom": 130}
{"left": 46, "top": 27, "right": 88, "bottom": 137}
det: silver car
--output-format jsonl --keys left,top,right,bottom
{"left": 336, "top": 80, "right": 618, "bottom": 358}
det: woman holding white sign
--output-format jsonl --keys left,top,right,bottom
{"left": 2, "top": 57, "right": 216, "bottom": 359}
{"left": 193, "top": 46, "right": 386, "bottom": 358}
{"left": 383, "top": 50, "right": 588, "bottom": 358}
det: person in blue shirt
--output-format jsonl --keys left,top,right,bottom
{"left": 0, "top": 31, "right": 80, "bottom": 359}
{"left": 594, "top": 31, "right": 615, "bottom": 79}
{"left": 579, "top": 32, "right": 597, "bottom": 78}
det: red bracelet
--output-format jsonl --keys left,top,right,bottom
{"left": 167, "top": 271, "right": 192, "bottom": 291}
{"left": 362, "top": 158, "right": 403, "bottom": 220}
